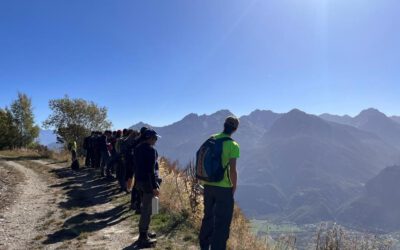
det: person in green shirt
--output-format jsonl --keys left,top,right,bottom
{"left": 199, "top": 116, "right": 240, "bottom": 250}
{"left": 68, "top": 140, "right": 77, "bottom": 161}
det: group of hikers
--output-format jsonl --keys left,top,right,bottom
{"left": 74, "top": 116, "right": 240, "bottom": 250}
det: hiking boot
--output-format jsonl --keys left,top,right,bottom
{"left": 137, "top": 232, "right": 156, "bottom": 248}
{"left": 148, "top": 232, "right": 157, "bottom": 239}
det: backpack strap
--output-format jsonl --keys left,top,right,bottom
{"left": 215, "top": 137, "right": 234, "bottom": 170}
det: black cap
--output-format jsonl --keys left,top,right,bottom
{"left": 143, "top": 129, "right": 161, "bottom": 139}
{"left": 140, "top": 127, "right": 148, "bottom": 134}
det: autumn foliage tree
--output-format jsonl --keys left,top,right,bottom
{"left": 43, "top": 96, "right": 112, "bottom": 154}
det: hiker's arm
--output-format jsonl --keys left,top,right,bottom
{"left": 148, "top": 148, "right": 158, "bottom": 193}
{"left": 229, "top": 158, "right": 237, "bottom": 195}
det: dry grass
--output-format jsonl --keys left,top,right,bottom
{"left": 0, "top": 149, "right": 41, "bottom": 158}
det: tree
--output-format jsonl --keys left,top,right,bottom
{"left": 0, "top": 108, "right": 19, "bottom": 149}
{"left": 43, "top": 96, "right": 112, "bottom": 154}
{"left": 10, "top": 93, "right": 39, "bottom": 148}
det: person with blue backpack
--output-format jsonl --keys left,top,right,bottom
{"left": 197, "top": 116, "right": 240, "bottom": 250}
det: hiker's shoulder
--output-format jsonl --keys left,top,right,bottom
{"left": 214, "top": 133, "right": 238, "bottom": 142}
{"left": 213, "top": 132, "right": 230, "bottom": 139}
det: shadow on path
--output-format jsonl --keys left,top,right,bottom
{"left": 2, "top": 155, "right": 47, "bottom": 161}
{"left": 43, "top": 165, "right": 129, "bottom": 245}
{"left": 43, "top": 205, "right": 129, "bottom": 244}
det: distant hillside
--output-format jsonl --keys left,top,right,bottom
{"left": 391, "top": 116, "right": 400, "bottom": 124}
{"left": 319, "top": 113, "right": 354, "bottom": 126}
{"left": 354, "top": 108, "right": 400, "bottom": 149}
{"left": 320, "top": 108, "right": 400, "bottom": 149}
{"left": 239, "top": 109, "right": 398, "bottom": 223}
{"left": 337, "top": 165, "right": 400, "bottom": 231}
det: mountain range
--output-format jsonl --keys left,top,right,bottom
{"left": 131, "top": 108, "right": 400, "bottom": 230}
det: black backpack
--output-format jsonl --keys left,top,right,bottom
{"left": 195, "top": 136, "right": 232, "bottom": 182}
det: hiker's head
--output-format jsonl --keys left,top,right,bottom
{"left": 116, "top": 130, "right": 122, "bottom": 138}
{"left": 122, "top": 129, "right": 129, "bottom": 137}
{"left": 140, "top": 126, "right": 148, "bottom": 135}
{"left": 223, "top": 116, "right": 239, "bottom": 135}
{"left": 130, "top": 130, "right": 140, "bottom": 139}
{"left": 139, "top": 127, "right": 149, "bottom": 141}
{"left": 143, "top": 129, "right": 160, "bottom": 145}
{"left": 105, "top": 130, "right": 112, "bottom": 137}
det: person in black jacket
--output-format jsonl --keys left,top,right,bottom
{"left": 134, "top": 129, "right": 160, "bottom": 247}
{"left": 92, "top": 132, "right": 102, "bottom": 169}
{"left": 129, "top": 127, "right": 148, "bottom": 212}
{"left": 83, "top": 132, "right": 94, "bottom": 167}
{"left": 100, "top": 130, "right": 112, "bottom": 177}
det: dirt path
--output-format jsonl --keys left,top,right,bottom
{"left": 0, "top": 159, "right": 55, "bottom": 250}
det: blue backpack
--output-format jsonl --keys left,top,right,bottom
{"left": 196, "top": 136, "right": 233, "bottom": 182}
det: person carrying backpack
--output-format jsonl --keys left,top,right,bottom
{"left": 124, "top": 129, "right": 140, "bottom": 192}
{"left": 130, "top": 126, "right": 150, "bottom": 212}
{"left": 116, "top": 129, "right": 129, "bottom": 192}
{"left": 100, "top": 130, "right": 112, "bottom": 177}
{"left": 108, "top": 130, "right": 121, "bottom": 176}
{"left": 92, "top": 132, "right": 102, "bottom": 169}
{"left": 198, "top": 116, "right": 240, "bottom": 250}
{"left": 134, "top": 129, "right": 161, "bottom": 248}
{"left": 83, "top": 132, "right": 94, "bottom": 167}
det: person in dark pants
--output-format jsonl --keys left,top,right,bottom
{"left": 83, "top": 132, "right": 94, "bottom": 167}
{"left": 92, "top": 132, "right": 102, "bottom": 169}
{"left": 100, "top": 130, "right": 112, "bottom": 177}
{"left": 134, "top": 129, "right": 161, "bottom": 248}
{"left": 108, "top": 130, "right": 121, "bottom": 176}
{"left": 124, "top": 130, "right": 140, "bottom": 192}
{"left": 199, "top": 116, "right": 240, "bottom": 250}
{"left": 130, "top": 127, "right": 148, "bottom": 212}
{"left": 116, "top": 129, "right": 129, "bottom": 192}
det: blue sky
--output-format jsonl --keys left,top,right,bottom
{"left": 1, "top": 0, "right": 399, "bottom": 129}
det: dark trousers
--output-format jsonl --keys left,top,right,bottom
{"left": 136, "top": 182, "right": 153, "bottom": 233}
{"left": 92, "top": 150, "right": 101, "bottom": 169}
{"left": 131, "top": 186, "right": 142, "bottom": 210}
{"left": 199, "top": 185, "right": 234, "bottom": 250}
{"left": 85, "top": 149, "right": 92, "bottom": 167}
{"left": 71, "top": 150, "right": 77, "bottom": 161}
{"left": 116, "top": 157, "right": 126, "bottom": 190}
{"left": 100, "top": 151, "right": 111, "bottom": 175}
